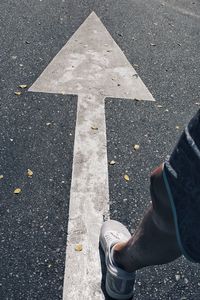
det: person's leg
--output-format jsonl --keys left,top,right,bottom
{"left": 113, "top": 164, "right": 182, "bottom": 273}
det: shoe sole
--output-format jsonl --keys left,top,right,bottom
{"left": 105, "top": 277, "right": 133, "bottom": 300}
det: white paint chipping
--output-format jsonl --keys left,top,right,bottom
{"left": 29, "top": 12, "right": 155, "bottom": 300}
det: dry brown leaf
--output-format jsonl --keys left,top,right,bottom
{"left": 133, "top": 144, "right": 140, "bottom": 151}
{"left": 75, "top": 244, "right": 83, "bottom": 251}
{"left": 109, "top": 160, "right": 116, "bottom": 165}
{"left": 91, "top": 126, "right": 98, "bottom": 130}
{"left": 14, "top": 188, "right": 22, "bottom": 194}
{"left": 124, "top": 174, "right": 130, "bottom": 181}
{"left": 19, "top": 84, "right": 28, "bottom": 89}
{"left": 15, "top": 91, "right": 22, "bottom": 96}
{"left": 27, "top": 169, "right": 33, "bottom": 177}
{"left": 0, "top": 175, "right": 4, "bottom": 179}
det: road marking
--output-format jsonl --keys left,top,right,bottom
{"left": 29, "top": 11, "right": 155, "bottom": 300}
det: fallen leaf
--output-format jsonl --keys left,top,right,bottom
{"left": 133, "top": 144, "right": 140, "bottom": 151}
{"left": 133, "top": 64, "right": 139, "bottom": 67}
{"left": 19, "top": 84, "right": 28, "bottom": 89}
{"left": 150, "top": 43, "right": 156, "bottom": 46}
{"left": 27, "top": 169, "right": 33, "bottom": 177}
{"left": 157, "top": 105, "right": 162, "bottom": 108}
{"left": 14, "top": 188, "right": 22, "bottom": 194}
{"left": 109, "top": 160, "right": 116, "bottom": 165}
{"left": 0, "top": 175, "right": 4, "bottom": 179}
{"left": 75, "top": 244, "right": 83, "bottom": 251}
{"left": 176, "top": 126, "right": 180, "bottom": 129}
{"left": 14, "top": 91, "right": 21, "bottom": 96}
{"left": 132, "top": 74, "right": 138, "bottom": 78}
{"left": 46, "top": 122, "right": 52, "bottom": 126}
{"left": 124, "top": 174, "right": 130, "bottom": 181}
{"left": 91, "top": 126, "right": 98, "bottom": 130}
{"left": 195, "top": 102, "right": 200, "bottom": 105}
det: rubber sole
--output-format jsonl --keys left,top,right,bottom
{"left": 105, "top": 278, "right": 133, "bottom": 300}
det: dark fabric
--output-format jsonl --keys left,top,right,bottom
{"left": 165, "top": 109, "right": 200, "bottom": 262}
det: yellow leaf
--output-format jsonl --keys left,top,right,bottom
{"left": 91, "top": 125, "right": 98, "bottom": 130}
{"left": 133, "top": 144, "right": 140, "bottom": 151}
{"left": 27, "top": 169, "right": 33, "bottom": 177}
{"left": 109, "top": 160, "right": 116, "bottom": 165}
{"left": 124, "top": 174, "right": 130, "bottom": 181}
{"left": 14, "top": 91, "right": 21, "bottom": 96}
{"left": 0, "top": 175, "right": 3, "bottom": 179}
{"left": 14, "top": 188, "right": 22, "bottom": 194}
{"left": 19, "top": 84, "right": 28, "bottom": 89}
{"left": 75, "top": 244, "right": 83, "bottom": 251}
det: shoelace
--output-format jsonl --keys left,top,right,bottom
{"left": 104, "top": 231, "right": 122, "bottom": 243}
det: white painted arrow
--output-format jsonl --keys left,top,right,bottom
{"left": 29, "top": 12, "right": 155, "bottom": 300}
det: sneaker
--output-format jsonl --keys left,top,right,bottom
{"left": 100, "top": 220, "right": 136, "bottom": 299}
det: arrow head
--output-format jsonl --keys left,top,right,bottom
{"left": 29, "top": 12, "right": 154, "bottom": 101}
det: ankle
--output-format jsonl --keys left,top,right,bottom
{"left": 112, "top": 243, "right": 136, "bottom": 273}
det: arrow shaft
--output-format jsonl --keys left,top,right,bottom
{"left": 63, "top": 94, "right": 109, "bottom": 300}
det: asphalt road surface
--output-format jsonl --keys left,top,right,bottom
{"left": 0, "top": 0, "right": 200, "bottom": 299}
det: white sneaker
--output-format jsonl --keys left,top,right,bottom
{"left": 100, "top": 220, "right": 136, "bottom": 299}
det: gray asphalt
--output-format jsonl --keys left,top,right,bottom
{"left": 0, "top": 0, "right": 200, "bottom": 299}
